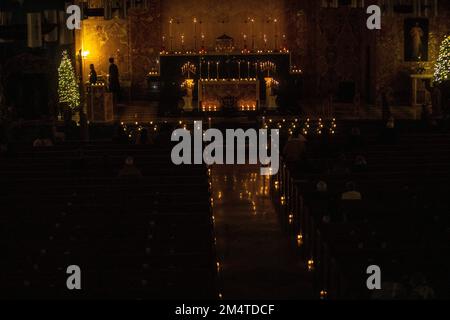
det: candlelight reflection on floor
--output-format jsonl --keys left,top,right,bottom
{"left": 211, "top": 165, "right": 313, "bottom": 299}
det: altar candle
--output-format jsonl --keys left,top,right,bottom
{"left": 181, "top": 34, "right": 185, "bottom": 50}
{"left": 216, "top": 61, "right": 220, "bottom": 79}
{"left": 208, "top": 61, "right": 210, "bottom": 79}
{"left": 247, "top": 61, "right": 250, "bottom": 78}
{"left": 273, "top": 18, "right": 278, "bottom": 50}
{"left": 238, "top": 61, "right": 241, "bottom": 79}
{"left": 193, "top": 18, "right": 198, "bottom": 50}
{"left": 251, "top": 18, "right": 255, "bottom": 50}
{"left": 199, "top": 61, "right": 202, "bottom": 79}
{"left": 169, "top": 19, "right": 173, "bottom": 51}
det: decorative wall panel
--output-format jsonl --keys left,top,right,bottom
{"left": 78, "top": 17, "right": 130, "bottom": 83}
{"left": 128, "top": 0, "right": 161, "bottom": 97}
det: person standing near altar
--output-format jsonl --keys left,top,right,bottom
{"left": 108, "top": 57, "right": 121, "bottom": 101}
{"left": 89, "top": 64, "right": 98, "bottom": 85}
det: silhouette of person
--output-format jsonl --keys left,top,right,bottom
{"left": 108, "top": 57, "right": 120, "bottom": 98}
{"left": 89, "top": 64, "right": 97, "bottom": 84}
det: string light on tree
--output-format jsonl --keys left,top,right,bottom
{"left": 434, "top": 35, "right": 450, "bottom": 84}
{"left": 58, "top": 50, "right": 80, "bottom": 110}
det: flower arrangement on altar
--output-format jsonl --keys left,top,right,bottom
{"left": 181, "top": 79, "right": 195, "bottom": 89}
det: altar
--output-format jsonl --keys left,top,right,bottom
{"left": 156, "top": 49, "right": 294, "bottom": 113}
{"left": 198, "top": 79, "right": 260, "bottom": 112}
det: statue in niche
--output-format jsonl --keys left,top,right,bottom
{"left": 405, "top": 18, "right": 429, "bottom": 62}
{"left": 411, "top": 23, "right": 424, "bottom": 59}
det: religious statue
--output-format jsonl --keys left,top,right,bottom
{"left": 405, "top": 19, "right": 429, "bottom": 62}
{"left": 410, "top": 22, "right": 424, "bottom": 60}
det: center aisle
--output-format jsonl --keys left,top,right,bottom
{"left": 211, "top": 164, "right": 314, "bottom": 299}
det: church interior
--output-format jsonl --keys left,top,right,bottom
{"left": 1, "top": 0, "right": 450, "bottom": 301}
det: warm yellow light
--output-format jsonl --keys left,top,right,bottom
{"left": 296, "top": 233, "right": 303, "bottom": 247}
{"left": 81, "top": 50, "right": 90, "bottom": 58}
{"left": 307, "top": 259, "right": 315, "bottom": 271}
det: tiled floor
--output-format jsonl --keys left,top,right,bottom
{"left": 211, "top": 165, "right": 314, "bottom": 300}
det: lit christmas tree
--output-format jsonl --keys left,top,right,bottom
{"left": 434, "top": 35, "right": 450, "bottom": 84}
{"left": 58, "top": 50, "right": 80, "bottom": 109}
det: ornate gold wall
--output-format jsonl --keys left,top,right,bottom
{"left": 128, "top": 1, "right": 161, "bottom": 96}
{"left": 76, "top": 0, "right": 161, "bottom": 97}
{"left": 77, "top": 17, "right": 130, "bottom": 81}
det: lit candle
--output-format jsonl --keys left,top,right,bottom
{"left": 169, "top": 19, "right": 174, "bottom": 51}
{"left": 247, "top": 61, "right": 250, "bottom": 78}
{"left": 273, "top": 18, "right": 278, "bottom": 50}
{"left": 193, "top": 17, "right": 197, "bottom": 51}
{"left": 238, "top": 61, "right": 241, "bottom": 79}
{"left": 216, "top": 61, "right": 220, "bottom": 79}
{"left": 250, "top": 18, "right": 255, "bottom": 50}
{"left": 207, "top": 61, "right": 210, "bottom": 79}
{"left": 181, "top": 34, "right": 185, "bottom": 51}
